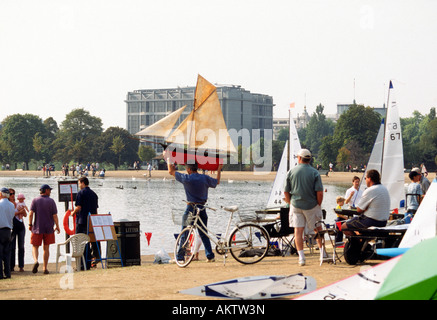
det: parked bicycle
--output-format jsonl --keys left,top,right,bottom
{"left": 174, "top": 202, "right": 270, "bottom": 267}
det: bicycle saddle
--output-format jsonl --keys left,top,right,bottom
{"left": 223, "top": 205, "right": 239, "bottom": 212}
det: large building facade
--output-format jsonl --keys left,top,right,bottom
{"left": 126, "top": 85, "right": 274, "bottom": 153}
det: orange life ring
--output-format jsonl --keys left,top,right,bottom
{"left": 63, "top": 210, "right": 76, "bottom": 236}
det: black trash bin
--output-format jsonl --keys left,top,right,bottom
{"left": 107, "top": 221, "right": 141, "bottom": 267}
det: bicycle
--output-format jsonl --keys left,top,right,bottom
{"left": 173, "top": 202, "right": 270, "bottom": 268}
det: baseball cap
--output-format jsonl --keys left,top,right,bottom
{"left": 17, "top": 193, "right": 25, "bottom": 200}
{"left": 40, "top": 184, "right": 53, "bottom": 191}
{"left": 411, "top": 167, "right": 421, "bottom": 173}
{"left": 297, "top": 149, "right": 312, "bottom": 159}
{"left": 1, "top": 187, "right": 10, "bottom": 194}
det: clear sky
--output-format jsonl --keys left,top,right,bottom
{"left": 1, "top": 0, "right": 436, "bottom": 129}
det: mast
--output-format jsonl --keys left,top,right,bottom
{"left": 380, "top": 80, "right": 392, "bottom": 177}
{"left": 289, "top": 102, "right": 294, "bottom": 171}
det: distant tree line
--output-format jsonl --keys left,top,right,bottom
{"left": 1, "top": 105, "right": 436, "bottom": 173}
{"left": 0, "top": 108, "right": 156, "bottom": 170}
{"left": 274, "top": 104, "right": 437, "bottom": 172}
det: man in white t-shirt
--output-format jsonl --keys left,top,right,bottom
{"left": 344, "top": 176, "right": 363, "bottom": 208}
{"left": 342, "top": 169, "right": 390, "bottom": 236}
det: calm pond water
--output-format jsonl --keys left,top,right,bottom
{"left": 0, "top": 175, "right": 348, "bottom": 265}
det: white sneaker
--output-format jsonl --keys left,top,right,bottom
{"left": 298, "top": 259, "right": 306, "bottom": 266}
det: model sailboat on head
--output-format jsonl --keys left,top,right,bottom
{"left": 135, "top": 75, "right": 237, "bottom": 170}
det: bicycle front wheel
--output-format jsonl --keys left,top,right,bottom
{"left": 174, "top": 226, "right": 196, "bottom": 268}
{"left": 229, "top": 223, "right": 270, "bottom": 264}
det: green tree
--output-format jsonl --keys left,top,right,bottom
{"left": 272, "top": 140, "right": 286, "bottom": 171}
{"left": 333, "top": 104, "right": 381, "bottom": 157}
{"left": 138, "top": 145, "right": 156, "bottom": 163}
{"left": 276, "top": 128, "right": 289, "bottom": 142}
{"left": 302, "top": 104, "right": 335, "bottom": 157}
{"left": 33, "top": 133, "right": 49, "bottom": 163}
{"left": 401, "top": 110, "right": 424, "bottom": 168}
{"left": 336, "top": 146, "right": 351, "bottom": 169}
{"left": 401, "top": 108, "right": 437, "bottom": 169}
{"left": 96, "top": 126, "right": 138, "bottom": 169}
{"left": 418, "top": 117, "right": 437, "bottom": 169}
{"left": 54, "top": 108, "right": 103, "bottom": 163}
{"left": 110, "top": 136, "right": 125, "bottom": 169}
{"left": 0, "top": 114, "right": 48, "bottom": 169}
{"left": 318, "top": 136, "right": 337, "bottom": 169}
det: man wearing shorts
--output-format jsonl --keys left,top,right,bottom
{"left": 342, "top": 169, "right": 390, "bottom": 236}
{"left": 284, "top": 149, "right": 325, "bottom": 266}
{"left": 28, "top": 184, "right": 60, "bottom": 274}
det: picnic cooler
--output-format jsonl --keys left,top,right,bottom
{"left": 107, "top": 221, "right": 141, "bottom": 267}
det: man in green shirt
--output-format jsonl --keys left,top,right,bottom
{"left": 284, "top": 149, "right": 325, "bottom": 266}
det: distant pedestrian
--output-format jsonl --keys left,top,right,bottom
{"left": 148, "top": 163, "right": 152, "bottom": 177}
{"left": 0, "top": 188, "right": 15, "bottom": 279}
{"left": 28, "top": 184, "right": 60, "bottom": 274}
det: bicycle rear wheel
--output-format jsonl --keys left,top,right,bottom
{"left": 229, "top": 223, "right": 270, "bottom": 264}
{"left": 174, "top": 226, "right": 196, "bottom": 267}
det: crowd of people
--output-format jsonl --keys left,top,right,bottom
{"left": 60, "top": 162, "right": 105, "bottom": 178}
{"left": 0, "top": 177, "right": 99, "bottom": 279}
{"left": 333, "top": 165, "right": 432, "bottom": 242}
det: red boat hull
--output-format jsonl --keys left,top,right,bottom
{"left": 170, "top": 150, "right": 223, "bottom": 171}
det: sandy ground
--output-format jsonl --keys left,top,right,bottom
{"left": 0, "top": 168, "right": 416, "bottom": 184}
{"left": 1, "top": 245, "right": 378, "bottom": 301}
{"left": 0, "top": 169, "right": 416, "bottom": 301}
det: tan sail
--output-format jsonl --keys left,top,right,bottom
{"left": 134, "top": 105, "right": 187, "bottom": 138}
{"left": 166, "top": 75, "right": 237, "bottom": 154}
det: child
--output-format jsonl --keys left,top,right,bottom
{"left": 336, "top": 196, "right": 345, "bottom": 210}
{"left": 16, "top": 193, "right": 29, "bottom": 220}
{"left": 335, "top": 196, "right": 347, "bottom": 243}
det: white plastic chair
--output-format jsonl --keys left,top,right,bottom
{"left": 56, "top": 234, "right": 90, "bottom": 272}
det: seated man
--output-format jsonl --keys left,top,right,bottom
{"left": 342, "top": 169, "right": 390, "bottom": 236}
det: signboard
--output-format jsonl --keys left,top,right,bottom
{"left": 57, "top": 180, "right": 79, "bottom": 202}
{"left": 88, "top": 214, "right": 117, "bottom": 242}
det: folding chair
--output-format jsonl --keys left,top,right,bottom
{"left": 263, "top": 207, "right": 296, "bottom": 256}
{"left": 314, "top": 220, "right": 342, "bottom": 265}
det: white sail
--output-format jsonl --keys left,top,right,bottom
{"left": 381, "top": 84, "right": 405, "bottom": 211}
{"left": 266, "top": 141, "right": 288, "bottom": 208}
{"left": 134, "top": 105, "right": 187, "bottom": 138}
{"left": 180, "top": 274, "right": 316, "bottom": 300}
{"left": 399, "top": 181, "right": 437, "bottom": 248}
{"left": 295, "top": 256, "right": 401, "bottom": 300}
{"left": 265, "top": 108, "right": 302, "bottom": 209}
{"left": 359, "top": 119, "right": 385, "bottom": 193}
{"left": 359, "top": 82, "right": 405, "bottom": 211}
